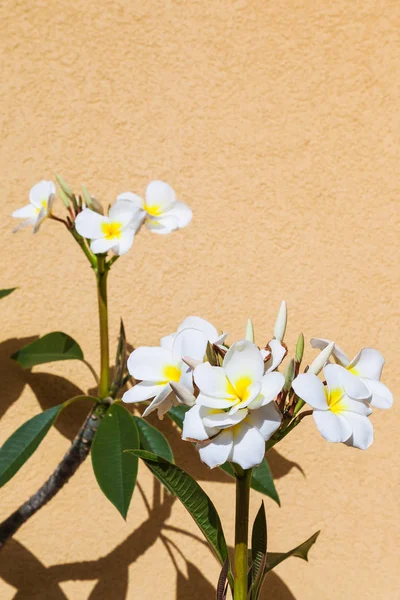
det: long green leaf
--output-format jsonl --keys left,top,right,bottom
{"left": 0, "top": 405, "right": 62, "bottom": 487}
{"left": 91, "top": 404, "right": 139, "bottom": 519}
{"left": 0, "top": 288, "right": 17, "bottom": 300}
{"left": 265, "top": 531, "right": 320, "bottom": 573}
{"left": 11, "top": 332, "right": 84, "bottom": 368}
{"left": 251, "top": 501, "right": 267, "bottom": 598}
{"left": 128, "top": 450, "right": 228, "bottom": 566}
{"left": 168, "top": 406, "right": 280, "bottom": 505}
{"left": 133, "top": 416, "right": 174, "bottom": 462}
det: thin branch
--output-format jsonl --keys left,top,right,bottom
{"left": 0, "top": 402, "right": 109, "bottom": 550}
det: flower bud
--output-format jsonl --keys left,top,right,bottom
{"left": 169, "top": 381, "right": 196, "bottom": 406}
{"left": 245, "top": 319, "right": 255, "bottom": 343}
{"left": 274, "top": 301, "right": 287, "bottom": 341}
{"left": 295, "top": 333, "right": 304, "bottom": 364}
{"left": 309, "top": 341, "right": 334, "bottom": 375}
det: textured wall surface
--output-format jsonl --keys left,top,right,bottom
{"left": 0, "top": 1, "right": 399, "bottom": 598}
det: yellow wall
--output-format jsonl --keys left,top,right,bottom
{"left": 1, "top": 1, "right": 399, "bottom": 598}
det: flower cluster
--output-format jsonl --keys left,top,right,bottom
{"left": 12, "top": 179, "right": 192, "bottom": 256}
{"left": 123, "top": 305, "right": 393, "bottom": 469}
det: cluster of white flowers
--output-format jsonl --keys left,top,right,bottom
{"left": 123, "top": 304, "right": 393, "bottom": 469}
{"left": 12, "top": 179, "right": 192, "bottom": 254}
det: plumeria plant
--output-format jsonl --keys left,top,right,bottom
{"left": 0, "top": 178, "right": 394, "bottom": 600}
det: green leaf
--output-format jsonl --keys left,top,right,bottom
{"left": 250, "top": 459, "right": 280, "bottom": 506}
{"left": 0, "top": 288, "right": 17, "bottom": 300}
{"left": 167, "top": 404, "right": 190, "bottom": 428}
{"left": 0, "top": 405, "right": 62, "bottom": 487}
{"left": 168, "top": 407, "right": 280, "bottom": 505}
{"left": 251, "top": 501, "right": 267, "bottom": 598}
{"left": 91, "top": 403, "right": 139, "bottom": 519}
{"left": 129, "top": 450, "right": 228, "bottom": 566}
{"left": 133, "top": 416, "right": 174, "bottom": 463}
{"left": 265, "top": 530, "right": 320, "bottom": 573}
{"left": 11, "top": 332, "right": 84, "bottom": 369}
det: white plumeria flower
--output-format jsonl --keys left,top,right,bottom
{"left": 12, "top": 180, "right": 56, "bottom": 233}
{"left": 75, "top": 201, "right": 142, "bottom": 256}
{"left": 182, "top": 340, "right": 284, "bottom": 469}
{"left": 122, "top": 327, "right": 211, "bottom": 418}
{"left": 292, "top": 364, "right": 373, "bottom": 450}
{"left": 160, "top": 316, "right": 227, "bottom": 352}
{"left": 311, "top": 338, "right": 393, "bottom": 409}
{"left": 117, "top": 180, "right": 192, "bottom": 235}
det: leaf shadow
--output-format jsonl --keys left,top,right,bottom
{"left": 0, "top": 337, "right": 38, "bottom": 421}
{"left": 0, "top": 478, "right": 300, "bottom": 599}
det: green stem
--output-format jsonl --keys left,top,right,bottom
{"left": 234, "top": 468, "right": 252, "bottom": 600}
{"left": 97, "top": 255, "right": 110, "bottom": 398}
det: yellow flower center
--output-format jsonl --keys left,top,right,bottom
{"left": 145, "top": 204, "right": 162, "bottom": 217}
{"left": 326, "top": 387, "right": 347, "bottom": 414}
{"left": 35, "top": 198, "right": 48, "bottom": 214}
{"left": 226, "top": 375, "right": 252, "bottom": 403}
{"left": 163, "top": 364, "right": 181, "bottom": 382}
{"left": 348, "top": 367, "right": 359, "bottom": 376}
{"left": 101, "top": 221, "right": 122, "bottom": 240}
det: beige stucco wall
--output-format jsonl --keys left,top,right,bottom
{"left": 0, "top": 1, "right": 399, "bottom": 598}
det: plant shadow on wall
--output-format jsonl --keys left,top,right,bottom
{"left": 0, "top": 345, "right": 301, "bottom": 599}
{"left": 0, "top": 480, "right": 297, "bottom": 600}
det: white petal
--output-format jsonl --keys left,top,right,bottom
{"left": 182, "top": 405, "right": 219, "bottom": 441}
{"left": 12, "top": 204, "right": 37, "bottom": 219}
{"left": 339, "top": 368, "right": 371, "bottom": 400}
{"left": 12, "top": 217, "right": 37, "bottom": 232}
{"left": 348, "top": 348, "right": 385, "bottom": 381}
{"left": 109, "top": 200, "right": 142, "bottom": 228}
{"left": 122, "top": 381, "right": 165, "bottom": 403}
{"left": 115, "top": 229, "right": 135, "bottom": 255}
{"left": 313, "top": 410, "right": 352, "bottom": 443}
{"left": 29, "top": 180, "right": 55, "bottom": 208}
{"left": 343, "top": 412, "right": 373, "bottom": 450}
{"left": 224, "top": 340, "right": 264, "bottom": 386}
{"left": 32, "top": 207, "right": 46, "bottom": 233}
{"left": 116, "top": 192, "right": 145, "bottom": 209}
{"left": 127, "top": 346, "right": 173, "bottom": 382}
{"left": 363, "top": 379, "right": 393, "bottom": 409}
{"left": 203, "top": 408, "right": 248, "bottom": 429}
{"left": 197, "top": 429, "right": 233, "bottom": 468}
{"left": 75, "top": 209, "right": 108, "bottom": 239}
{"left": 310, "top": 338, "right": 350, "bottom": 367}
{"left": 292, "top": 373, "right": 328, "bottom": 410}
{"left": 324, "top": 363, "right": 345, "bottom": 395}
{"left": 196, "top": 392, "right": 235, "bottom": 410}
{"left": 145, "top": 213, "right": 179, "bottom": 234}
{"left": 194, "top": 362, "right": 234, "bottom": 399}
{"left": 90, "top": 237, "right": 116, "bottom": 254}
{"left": 169, "top": 380, "right": 196, "bottom": 406}
{"left": 160, "top": 333, "right": 175, "bottom": 350}
{"left": 146, "top": 180, "right": 176, "bottom": 212}
{"left": 172, "top": 328, "right": 208, "bottom": 363}
{"left": 229, "top": 423, "right": 266, "bottom": 469}
{"left": 249, "top": 372, "right": 285, "bottom": 409}
{"left": 143, "top": 387, "right": 173, "bottom": 417}
{"left": 163, "top": 201, "right": 192, "bottom": 229}
{"left": 177, "top": 316, "right": 219, "bottom": 343}
{"left": 265, "top": 339, "right": 287, "bottom": 373}
{"left": 246, "top": 403, "right": 282, "bottom": 440}
{"left": 341, "top": 395, "right": 372, "bottom": 416}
